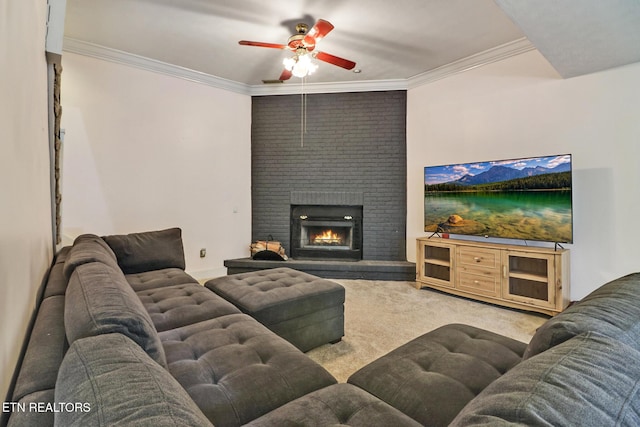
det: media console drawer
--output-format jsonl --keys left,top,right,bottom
{"left": 457, "top": 270, "right": 499, "bottom": 297}
{"left": 457, "top": 247, "right": 500, "bottom": 271}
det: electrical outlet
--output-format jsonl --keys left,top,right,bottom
{"left": 199, "top": 248, "right": 206, "bottom": 258}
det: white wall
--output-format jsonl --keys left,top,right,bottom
{"left": 61, "top": 53, "right": 252, "bottom": 279}
{"left": 58, "top": 46, "right": 640, "bottom": 298}
{"left": 408, "top": 50, "right": 640, "bottom": 299}
{"left": 0, "top": 0, "right": 54, "bottom": 400}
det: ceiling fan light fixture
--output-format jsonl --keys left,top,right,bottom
{"left": 283, "top": 52, "right": 318, "bottom": 78}
{"left": 283, "top": 57, "right": 296, "bottom": 71}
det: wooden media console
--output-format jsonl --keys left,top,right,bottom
{"left": 416, "top": 237, "right": 570, "bottom": 316}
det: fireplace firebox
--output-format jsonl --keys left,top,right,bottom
{"left": 290, "top": 205, "right": 363, "bottom": 260}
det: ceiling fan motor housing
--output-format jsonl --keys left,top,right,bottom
{"left": 288, "top": 23, "right": 310, "bottom": 50}
{"left": 295, "top": 23, "right": 309, "bottom": 34}
{"left": 287, "top": 34, "right": 306, "bottom": 49}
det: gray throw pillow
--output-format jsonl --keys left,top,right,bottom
{"left": 55, "top": 334, "right": 213, "bottom": 427}
{"left": 64, "top": 262, "right": 167, "bottom": 367}
{"left": 102, "top": 227, "right": 186, "bottom": 274}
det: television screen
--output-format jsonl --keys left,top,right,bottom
{"left": 424, "top": 154, "right": 573, "bottom": 243}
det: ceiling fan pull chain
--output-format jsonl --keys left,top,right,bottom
{"left": 301, "top": 77, "right": 306, "bottom": 147}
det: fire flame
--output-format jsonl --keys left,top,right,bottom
{"left": 312, "top": 229, "right": 342, "bottom": 245}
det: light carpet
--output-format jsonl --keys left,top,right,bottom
{"left": 306, "top": 279, "right": 548, "bottom": 383}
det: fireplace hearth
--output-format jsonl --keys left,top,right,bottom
{"left": 291, "top": 205, "right": 363, "bottom": 260}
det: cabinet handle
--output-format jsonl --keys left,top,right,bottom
{"left": 503, "top": 265, "right": 507, "bottom": 278}
{"left": 474, "top": 257, "right": 481, "bottom": 262}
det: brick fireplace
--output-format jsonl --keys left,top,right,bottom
{"left": 250, "top": 90, "right": 408, "bottom": 264}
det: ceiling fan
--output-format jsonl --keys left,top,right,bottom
{"left": 239, "top": 19, "right": 357, "bottom": 81}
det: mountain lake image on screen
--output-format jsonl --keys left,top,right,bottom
{"left": 424, "top": 154, "right": 573, "bottom": 243}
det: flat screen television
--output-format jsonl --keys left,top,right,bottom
{"left": 424, "top": 154, "right": 573, "bottom": 243}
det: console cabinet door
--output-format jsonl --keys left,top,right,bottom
{"left": 502, "top": 251, "right": 557, "bottom": 310}
{"left": 417, "top": 240, "right": 454, "bottom": 288}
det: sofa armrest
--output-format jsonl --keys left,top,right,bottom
{"left": 451, "top": 332, "right": 640, "bottom": 426}
{"left": 55, "top": 334, "right": 213, "bottom": 427}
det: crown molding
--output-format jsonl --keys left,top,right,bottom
{"left": 63, "top": 36, "right": 535, "bottom": 96}
{"left": 63, "top": 38, "right": 251, "bottom": 95}
{"left": 248, "top": 78, "right": 408, "bottom": 96}
{"left": 407, "top": 37, "right": 536, "bottom": 88}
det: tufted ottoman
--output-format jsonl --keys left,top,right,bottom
{"left": 347, "top": 323, "right": 527, "bottom": 426}
{"left": 205, "top": 267, "right": 345, "bottom": 352}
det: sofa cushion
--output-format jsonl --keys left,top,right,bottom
{"left": 43, "top": 247, "right": 70, "bottom": 298}
{"left": 524, "top": 272, "right": 640, "bottom": 359}
{"left": 12, "top": 296, "right": 67, "bottom": 402}
{"left": 348, "top": 324, "right": 527, "bottom": 427}
{"left": 64, "top": 262, "right": 167, "bottom": 367}
{"left": 7, "top": 389, "right": 55, "bottom": 427}
{"left": 245, "top": 383, "right": 423, "bottom": 427}
{"left": 136, "top": 283, "right": 241, "bottom": 331}
{"left": 125, "top": 267, "right": 198, "bottom": 291}
{"left": 54, "top": 334, "right": 213, "bottom": 427}
{"left": 102, "top": 227, "right": 186, "bottom": 274}
{"left": 450, "top": 332, "right": 640, "bottom": 426}
{"left": 159, "top": 313, "right": 337, "bottom": 426}
{"left": 62, "top": 234, "right": 120, "bottom": 280}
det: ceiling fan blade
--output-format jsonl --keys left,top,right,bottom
{"left": 279, "top": 69, "right": 292, "bottom": 81}
{"left": 239, "top": 40, "right": 287, "bottom": 49}
{"left": 303, "top": 19, "right": 334, "bottom": 48}
{"left": 315, "top": 51, "right": 356, "bottom": 70}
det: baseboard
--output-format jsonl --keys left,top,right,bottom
{"left": 188, "top": 266, "right": 227, "bottom": 282}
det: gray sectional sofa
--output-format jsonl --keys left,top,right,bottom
{"left": 6, "top": 228, "right": 417, "bottom": 427}
{"left": 6, "top": 227, "right": 640, "bottom": 426}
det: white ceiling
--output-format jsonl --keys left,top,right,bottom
{"left": 496, "top": 0, "right": 640, "bottom": 78}
{"left": 63, "top": 0, "right": 640, "bottom": 93}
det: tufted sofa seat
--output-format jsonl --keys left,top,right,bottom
{"left": 245, "top": 383, "right": 423, "bottom": 427}
{"left": 136, "top": 282, "right": 241, "bottom": 331}
{"left": 125, "top": 267, "right": 199, "bottom": 291}
{"left": 348, "top": 323, "right": 527, "bottom": 426}
{"left": 160, "top": 313, "right": 337, "bottom": 426}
